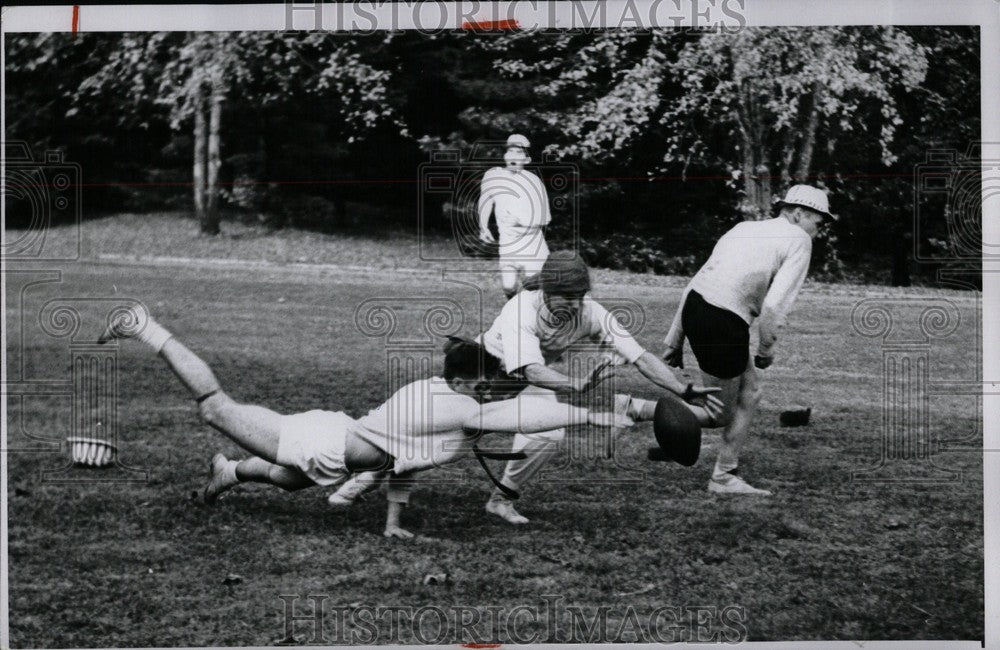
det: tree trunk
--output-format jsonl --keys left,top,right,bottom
{"left": 756, "top": 139, "right": 772, "bottom": 218}
{"left": 795, "top": 83, "right": 823, "bottom": 182}
{"left": 738, "top": 85, "right": 774, "bottom": 220}
{"left": 739, "top": 140, "right": 758, "bottom": 219}
{"left": 737, "top": 82, "right": 763, "bottom": 219}
{"left": 779, "top": 127, "right": 797, "bottom": 185}
{"left": 192, "top": 93, "right": 206, "bottom": 220}
{"left": 202, "top": 87, "right": 223, "bottom": 236}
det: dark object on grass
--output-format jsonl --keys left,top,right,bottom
{"left": 471, "top": 443, "right": 526, "bottom": 500}
{"left": 779, "top": 407, "right": 812, "bottom": 427}
{"left": 422, "top": 573, "right": 449, "bottom": 586}
{"left": 651, "top": 394, "right": 702, "bottom": 466}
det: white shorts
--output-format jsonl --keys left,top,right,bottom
{"left": 499, "top": 256, "right": 547, "bottom": 277}
{"left": 276, "top": 410, "right": 354, "bottom": 486}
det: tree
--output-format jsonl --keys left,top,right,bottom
{"left": 67, "top": 32, "right": 405, "bottom": 233}
{"left": 659, "top": 27, "right": 929, "bottom": 218}
{"left": 513, "top": 28, "right": 929, "bottom": 219}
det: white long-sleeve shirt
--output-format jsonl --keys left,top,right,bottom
{"left": 354, "top": 377, "right": 480, "bottom": 476}
{"left": 478, "top": 290, "right": 646, "bottom": 374}
{"left": 352, "top": 376, "right": 590, "bottom": 503}
{"left": 687, "top": 217, "right": 812, "bottom": 329}
{"left": 478, "top": 167, "right": 551, "bottom": 259}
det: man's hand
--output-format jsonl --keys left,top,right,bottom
{"left": 696, "top": 391, "right": 726, "bottom": 421}
{"left": 480, "top": 229, "right": 496, "bottom": 244}
{"left": 577, "top": 360, "right": 615, "bottom": 393}
{"left": 661, "top": 344, "right": 684, "bottom": 369}
{"left": 682, "top": 384, "right": 725, "bottom": 419}
{"left": 682, "top": 383, "right": 722, "bottom": 401}
{"left": 383, "top": 524, "right": 415, "bottom": 540}
{"left": 587, "top": 410, "right": 634, "bottom": 429}
{"left": 754, "top": 352, "right": 774, "bottom": 370}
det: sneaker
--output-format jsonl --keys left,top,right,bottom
{"left": 485, "top": 497, "right": 530, "bottom": 524}
{"left": 327, "top": 471, "right": 386, "bottom": 508}
{"left": 708, "top": 473, "right": 772, "bottom": 496}
{"left": 97, "top": 304, "right": 146, "bottom": 344}
{"left": 203, "top": 453, "right": 237, "bottom": 503}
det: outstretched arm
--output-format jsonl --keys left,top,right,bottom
{"left": 520, "top": 362, "right": 612, "bottom": 401}
{"left": 463, "top": 396, "right": 632, "bottom": 434}
{"left": 632, "top": 352, "right": 723, "bottom": 425}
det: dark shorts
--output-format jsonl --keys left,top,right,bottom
{"left": 681, "top": 290, "right": 749, "bottom": 380}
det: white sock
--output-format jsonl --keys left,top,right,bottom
{"left": 223, "top": 460, "right": 240, "bottom": 486}
{"left": 614, "top": 394, "right": 632, "bottom": 417}
{"left": 713, "top": 457, "right": 738, "bottom": 480}
{"left": 136, "top": 317, "right": 173, "bottom": 353}
{"left": 627, "top": 397, "right": 656, "bottom": 421}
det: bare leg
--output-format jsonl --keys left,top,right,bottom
{"left": 235, "top": 456, "right": 313, "bottom": 491}
{"left": 102, "top": 310, "right": 311, "bottom": 502}
{"left": 699, "top": 358, "right": 768, "bottom": 494}
{"left": 158, "top": 336, "right": 223, "bottom": 399}
{"left": 157, "top": 338, "right": 284, "bottom": 462}
{"left": 708, "top": 358, "right": 761, "bottom": 478}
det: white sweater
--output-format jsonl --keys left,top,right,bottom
{"left": 688, "top": 217, "right": 812, "bottom": 330}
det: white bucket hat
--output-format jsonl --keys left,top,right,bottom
{"left": 776, "top": 185, "right": 835, "bottom": 220}
{"left": 506, "top": 133, "right": 530, "bottom": 149}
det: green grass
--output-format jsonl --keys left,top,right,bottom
{"left": 5, "top": 216, "right": 983, "bottom": 645}
{"left": 11, "top": 212, "right": 972, "bottom": 294}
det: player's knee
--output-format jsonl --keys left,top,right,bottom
{"left": 198, "top": 392, "right": 236, "bottom": 427}
{"left": 739, "top": 383, "right": 763, "bottom": 410}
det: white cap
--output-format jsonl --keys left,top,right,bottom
{"left": 506, "top": 134, "right": 530, "bottom": 149}
{"left": 777, "top": 185, "right": 835, "bottom": 219}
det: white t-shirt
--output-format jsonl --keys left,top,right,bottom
{"left": 354, "top": 377, "right": 482, "bottom": 476}
{"left": 478, "top": 167, "right": 551, "bottom": 260}
{"left": 688, "top": 217, "right": 812, "bottom": 327}
{"left": 352, "top": 377, "right": 579, "bottom": 503}
{"left": 478, "top": 290, "right": 647, "bottom": 373}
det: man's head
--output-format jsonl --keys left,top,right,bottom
{"left": 504, "top": 133, "right": 531, "bottom": 173}
{"left": 443, "top": 336, "right": 501, "bottom": 401}
{"left": 776, "top": 185, "right": 835, "bottom": 239}
{"left": 532, "top": 250, "right": 590, "bottom": 324}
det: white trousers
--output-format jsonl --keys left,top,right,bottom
{"left": 496, "top": 386, "right": 564, "bottom": 498}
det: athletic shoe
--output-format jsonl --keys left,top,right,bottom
{"left": 708, "top": 473, "right": 772, "bottom": 496}
{"left": 485, "top": 497, "right": 530, "bottom": 524}
{"left": 97, "top": 304, "right": 146, "bottom": 344}
{"left": 203, "top": 453, "right": 238, "bottom": 503}
{"left": 327, "top": 471, "right": 386, "bottom": 508}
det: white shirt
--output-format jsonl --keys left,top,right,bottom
{"left": 353, "top": 377, "right": 579, "bottom": 503}
{"left": 688, "top": 217, "right": 812, "bottom": 328}
{"left": 478, "top": 167, "right": 551, "bottom": 259}
{"left": 354, "top": 377, "right": 482, "bottom": 476}
{"left": 478, "top": 290, "right": 647, "bottom": 373}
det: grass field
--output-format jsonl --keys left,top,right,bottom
{"left": 5, "top": 217, "right": 984, "bottom": 645}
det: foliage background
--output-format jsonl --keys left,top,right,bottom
{"left": 4, "top": 27, "right": 982, "bottom": 285}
